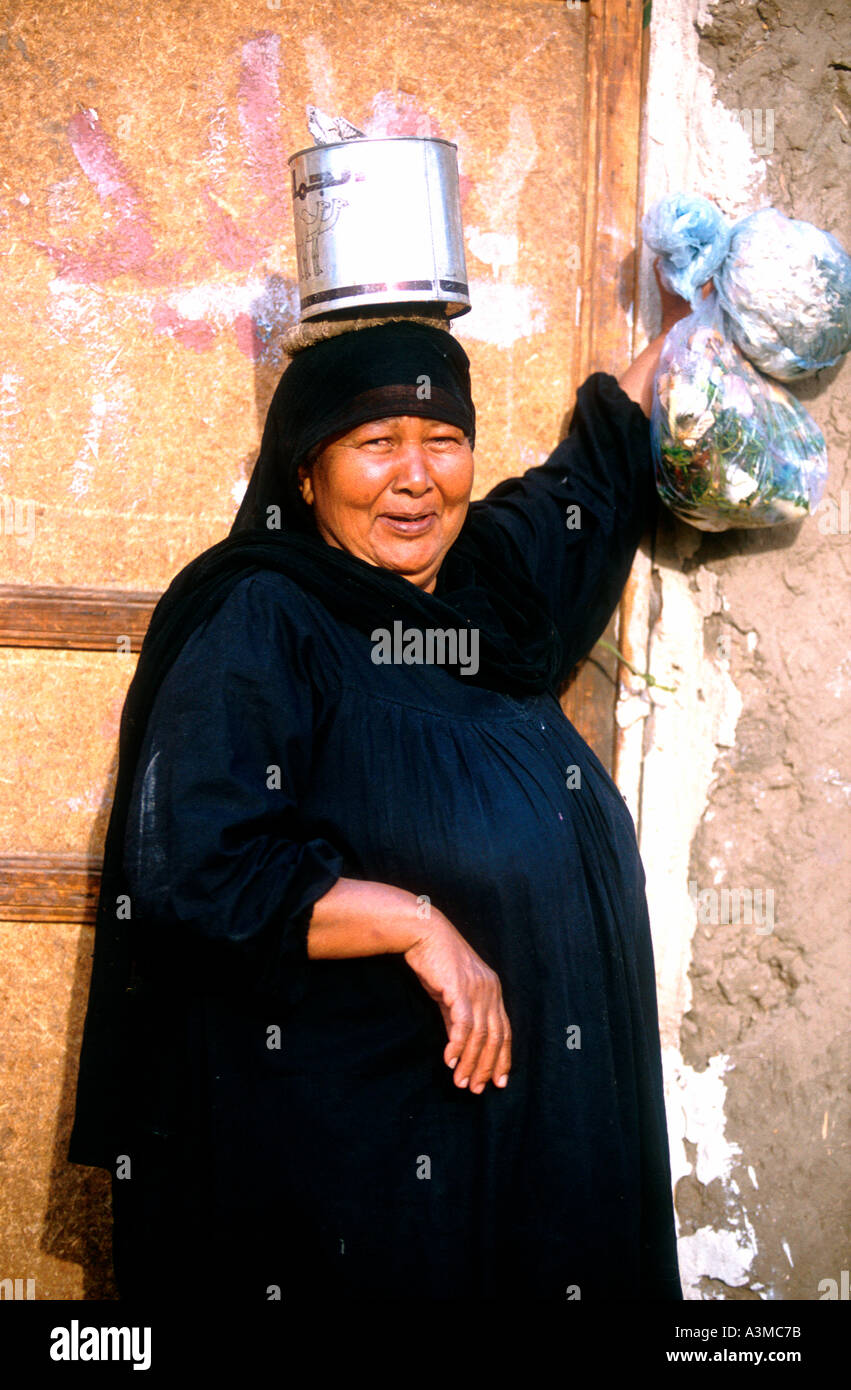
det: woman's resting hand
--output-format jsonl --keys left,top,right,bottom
{"left": 403, "top": 914, "right": 512, "bottom": 1094}
{"left": 306, "top": 877, "right": 511, "bottom": 1093}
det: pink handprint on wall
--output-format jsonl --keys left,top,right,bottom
{"left": 34, "top": 34, "right": 298, "bottom": 359}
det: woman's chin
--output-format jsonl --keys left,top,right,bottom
{"left": 368, "top": 537, "right": 444, "bottom": 585}
{"left": 379, "top": 553, "right": 437, "bottom": 588}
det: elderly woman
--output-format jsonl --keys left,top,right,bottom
{"left": 69, "top": 283, "right": 689, "bottom": 1301}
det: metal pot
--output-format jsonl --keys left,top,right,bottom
{"left": 288, "top": 136, "right": 470, "bottom": 321}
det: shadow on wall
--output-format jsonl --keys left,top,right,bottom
{"left": 40, "top": 279, "right": 299, "bottom": 1301}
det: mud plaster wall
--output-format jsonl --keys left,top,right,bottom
{"left": 620, "top": 0, "right": 850, "bottom": 1299}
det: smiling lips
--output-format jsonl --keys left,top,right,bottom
{"left": 378, "top": 510, "right": 437, "bottom": 536}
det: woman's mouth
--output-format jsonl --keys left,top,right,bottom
{"left": 378, "top": 511, "right": 437, "bottom": 536}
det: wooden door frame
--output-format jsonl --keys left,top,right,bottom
{"left": 562, "top": 0, "right": 651, "bottom": 763}
{"left": 0, "top": 0, "right": 652, "bottom": 924}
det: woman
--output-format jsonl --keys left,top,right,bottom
{"left": 69, "top": 277, "right": 690, "bottom": 1301}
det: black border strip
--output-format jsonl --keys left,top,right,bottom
{"left": 301, "top": 279, "right": 469, "bottom": 309}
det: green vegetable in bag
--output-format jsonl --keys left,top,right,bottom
{"left": 652, "top": 293, "right": 828, "bottom": 531}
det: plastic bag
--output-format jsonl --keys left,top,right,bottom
{"left": 642, "top": 192, "right": 731, "bottom": 308}
{"left": 715, "top": 208, "right": 851, "bottom": 379}
{"left": 652, "top": 293, "right": 828, "bottom": 531}
{"left": 644, "top": 195, "right": 851, "bottom": 379}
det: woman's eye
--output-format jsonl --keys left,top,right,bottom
{"left": 354, "top": 432, "right": 462, "bottom": 449}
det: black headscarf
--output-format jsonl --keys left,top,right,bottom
{"left": 233, "top": 318, "right": 477, "bottom": 534}
{"left": 68, "top": 319, "right": 563, "bottom": 1168}
{"left": 124, "top": 320, "right": 562, "bottom": 700}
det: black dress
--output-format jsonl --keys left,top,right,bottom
{"left": 109, "top": 373, "right": 682, "bottom": 1301}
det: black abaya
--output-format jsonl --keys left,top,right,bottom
{"left": 100, "top": 372, "right": 681, "bottom": 1300}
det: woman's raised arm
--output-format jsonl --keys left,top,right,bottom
{"left": 461, "top": 261, "right": 703, "bottom": 681}
{"left": 618, "top": 260, "right": 702, "bottom": 416}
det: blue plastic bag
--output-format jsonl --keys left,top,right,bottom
{"left": 644, "top": 195, "right": 851, "bottom": 379}
{"left": 642, "top": 193, "right": 731, "bottom": 309}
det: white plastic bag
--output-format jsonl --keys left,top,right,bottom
{"left": 644, "top": 195, "right": 851, "bottom": 380}
{"left": 715, "top": 208, "right": 851, "bottom": 380}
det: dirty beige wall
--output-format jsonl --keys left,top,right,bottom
{"left": 627, "top": 0, "right": 849, "bottom": 1300}
{"left": 0, "top": 1, "right": 590, "bottom": 1299}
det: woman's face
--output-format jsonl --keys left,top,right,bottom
{"left": 299, "top": 415, "right": 474, "bottom": 593}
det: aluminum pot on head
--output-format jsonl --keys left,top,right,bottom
{"left": 288, "top": 135, "right": 471, "bottom": 322}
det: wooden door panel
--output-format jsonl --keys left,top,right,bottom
{"left": 0, "top": 0, "right": 647, "bottom": 922}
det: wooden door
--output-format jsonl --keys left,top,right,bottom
{"left": 0, "top": 0, "right": 648, "bottom": 1296}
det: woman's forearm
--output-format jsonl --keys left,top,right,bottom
{"left": 617, "top": 327, "right": 674, "bottom": 418}
{"left": 619, "top": 269, "right": 711, "bottom": 416}
{"left": 306, "top": 876, "right": 428, "bottom": 958}
{"left": 309, "top": 879, "right": 512, "bottom": 1095}
{"left": 618, "top": 302, "right": 694, "bottom": 417}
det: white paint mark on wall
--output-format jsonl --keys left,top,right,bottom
{"left": 43, "top": 279, "right": 134, "bottom": 510}
{"left": 643, "top": 0, "right": 766, "bottom": 239}
{"left": 301, "top": 35, "right": 338, "bottom": 113}
{"left": 70, "top": 392, "right": 108, "bottom": 498}
{"left": 458, "top": 278, "right": 545, "bottom": 350}
{"left": 663, "top": 1046, "right": 760, "bottom": 1297}
{"left": 66, "top": 787, "right": 105, "bottom": 814}
{"left": 169, "top": 275, "right": 298, "bottom": 327}
{"left": 46, "top": 280, "right": 113, "bottom": 344}
{"left": 615, "top": 691, "right": 651, "bottom": 732}
{"left": 0, "top": 371, "right": 22, "bottom": 476}
{"left": 665, "top": 1050, "right": 740, "bottom": 1188}
{"left": 475, "top": 104, "right": 539, "bottom": 233}
{"left": 458, "top": 279, "right": 547, "bottom": 349}
{"left": 465, "top": 227, "right": 518, "bottom": 274}
{"left": 204, "top": 103, "right": 231, "bottom": 187}
{"left": 457, "top": 105, "right": 544, "bottom": 344}
{"left": 819, "top": 768, "right": 851, "bottom": 805}
{"left": 635, "top": 565, "right": 743, "bottom": 1047}
{"left": 678, "top": 1220, "right": 759, "bottom": 1295}
{"left": 825, "top": 655, "right": 851, "bottom": 699}
{"left": 47, "top": 176, "right": 81, "bottom": 227}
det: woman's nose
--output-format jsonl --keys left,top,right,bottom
{"left": 390, "top": 443, "right": 433, "bottom": 492}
